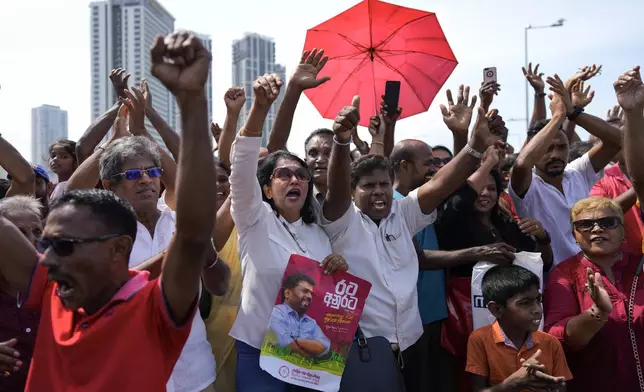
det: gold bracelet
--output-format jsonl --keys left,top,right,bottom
{"left": 371, "top": 141, "right": 384, "bottom": 146}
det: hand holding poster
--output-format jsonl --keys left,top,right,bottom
{"left": 260, "top": 254, "right": 371, "bottom": 392}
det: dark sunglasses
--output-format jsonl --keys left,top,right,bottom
{"left": 36, "top": 234, "right": 123, "bottom": 257}
{"left": 431, "top": 157, "right": 452, "bottom": 166}
{"left": 112, "top": 167, "right": 163, "bottom": 181}
{"left": 572, "top": 216, "right": 622, "bottom": 232}
{"left": 271, "top": 167, "right": 311, "bottom": 182}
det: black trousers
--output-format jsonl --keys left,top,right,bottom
{"left": 400, "top": 321, "right": 452, "bottom": 392}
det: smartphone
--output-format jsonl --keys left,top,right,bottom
{"left": 384, "top": 81, "right": 401, "bottom": 116}
{"left": 483, "top": 67, "right": 497, "bottom": 84}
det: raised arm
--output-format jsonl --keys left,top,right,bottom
{"left": 323, "top": 96, "right": 360, "bottom": 221}
{"left": 218, "top": 86, "right": 246, "bottom": 168}
{"left": 121, "top": 87, "right": 178, "bottom": 209}
{"left": 511, "top": 75, "right": 567, "bottom": 197}
{"left": 467, "top": 146, "right": 500, "bottom": 193}
{"left": 141, "top": 78, "right": 180, "bottom": 160}
{"left": 616, "top": 66, "right": 644, "bottom": 204}
{"left": 66, "top": 105, "right": 129, "bottom": 192}
{"left": 0, "top": 216, "right": 39, "bottom": 296}
{"left": 523, "top": 63, "right": 547, "bottom": 130}
{"left": 563, "top": 80, "right": 622, "bottom": 172}
{"left": 76, "top": 68, "right": 129, "bottom": 164}
{"left": 441, "top": 85, "right": 476, "bottom": 156}
{"left": 418, "top": 88, "right": 501, "bottom": 214}
{"left": 0, "top": 136, "right": 34, "bottom": 197}
{"left": 151, "top": 31, "right": 217, "bottom": 325}
{"left": 230, "top": 74, "right": 283, "bottom": 230}
{"left": 367, "top": 114, "right": 385, "bottom": 156}
{"left": 267, "top": 49, "right": 330, "bottom": 152}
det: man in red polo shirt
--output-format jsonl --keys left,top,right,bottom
{"left": 0, "top": 31, "right": 218, "bottom": 391}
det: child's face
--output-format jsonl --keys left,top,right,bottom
{"left": 499, "top": 285, "right": 543, "bottom": 332}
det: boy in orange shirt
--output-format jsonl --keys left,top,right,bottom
{"left": 466, "top": 265, "right": 572, "bottom": 391}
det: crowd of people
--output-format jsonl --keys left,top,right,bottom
{"left": 0, "top": 30, "right": 642, "bottom": 392}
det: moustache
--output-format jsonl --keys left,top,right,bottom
{"left": 546, "top": 159, "right": 566, "bottom": 167}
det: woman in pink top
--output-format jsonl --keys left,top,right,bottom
{"left": 545, "top": 196, "right": 644, "bottom": 391}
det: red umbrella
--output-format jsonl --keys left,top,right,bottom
{"left": 303, "top": 0, "right": 457, "bottom": 126}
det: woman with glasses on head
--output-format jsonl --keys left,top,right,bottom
{"left": 229, "top": 74, "right": 347, "bottom": 392}
{"left": 545, "top": 196, "right": 644, "bottom": 392}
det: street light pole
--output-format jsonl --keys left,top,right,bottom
{"left": 524, "top": 18, "right": 565, "bottom": 132}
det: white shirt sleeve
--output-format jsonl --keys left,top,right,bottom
{"left": 397, "top": 189, "right": 437, "bottom": 235}
{"left": 229, "top": 136, "right": 266, "bottom": 232}
{"left": 566, "top": 153, "right": 600, "bottom": 192}
{"left": 319, "top": 202, "right": 359, "bottom": 243}
{"left": 508, "top": 171, "right": 539, "bottom": 219}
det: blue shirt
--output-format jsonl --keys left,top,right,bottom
{"left": 394, "top": 190, "right": 447, "bottom": 324}
{"left": 269, "top": 303, "right": 331, "bottom": 357}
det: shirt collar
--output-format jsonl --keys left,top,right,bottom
{"left": 75, "top": 270, "right": 149, "bottom": 316}
{"left": 492, "top": 321, "right": 534, "bottom": 350}
{"left": 604, "top": 163, "right": 624, "bottom": 178}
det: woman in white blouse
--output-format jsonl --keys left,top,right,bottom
{"left": 229, "top": 74, "right": 347, "bottom": 392}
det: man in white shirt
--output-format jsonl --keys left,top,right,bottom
{"left": 100, "top": 118, "right": 230, "bottom": 391}
{"left": 510, "top": 75, "right": 622, "bottom": 266}
{"left": 320, "top": 96, "right": 504, "bottom": 392}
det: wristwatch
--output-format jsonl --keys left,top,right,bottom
{"left": 567, "top": 105, "right": 585, "bottom": 121}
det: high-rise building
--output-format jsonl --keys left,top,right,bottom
{"left": 31, "top": 105, "right": 68, "bottom": 176}
{"left": 232, "top": 33, "right": 287, "bottom": 147}
{"left": 90, "top": 0, "right": 176, "bottom": 148}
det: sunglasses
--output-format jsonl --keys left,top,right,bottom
{"left": 431, "top": 157, "right": 452, "bottom": 166}
{"left": 112, "top": 167, "right": 163, "bottom": 181}
{"left": 572, "top": 216, "right": 622, "bottom": 232}
{"left": 36, "top": 234, "right": 123, "bottom": 257}
{"left": 271, "top": 167, "right": 311, "bottom": 182}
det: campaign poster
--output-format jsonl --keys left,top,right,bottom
{"left": 260, "top": 254, "right": 372, "bottom": 392}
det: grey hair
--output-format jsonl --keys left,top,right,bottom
{"left": 0, "top": 195, "right": 43, "bottom": 220}
{"left": 99, "top": 136, "right": 161, "bottom": 183}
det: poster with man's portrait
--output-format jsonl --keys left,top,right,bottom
{"left": 260, "top": 254, "right": 371, "bottom": 392}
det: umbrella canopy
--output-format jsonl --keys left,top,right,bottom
{"left": 303, "top": 0, "right": 457, "bottom": 126}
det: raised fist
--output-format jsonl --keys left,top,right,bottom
{"left": 253, "top": 74, "right": 283, "bottom": 107}
{"left": 150, "top": 31, "right": 211, "bottom": 97}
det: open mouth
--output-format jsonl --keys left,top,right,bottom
{"left": 477, "top": 199, "right": 492, "bottom": 208}
{"left": 51, "top": 275, "right": 76, "bottom": 300}
{"left": 532, "top": 319, "right": 541, "bottom": 325}
{"left": 286, "top": 188, "right": 301, "bottom": 201}
{"left": 313, "top": 167, "right": 327, "bottom": 175}
{"left": 137, "top": 188, "right": 156, "bottom": 197}
{"left": 372, "top": 200, "right": 387, "bottom": 211}
{"left": 590, "top": 236, "right": 608, "bottom": 243}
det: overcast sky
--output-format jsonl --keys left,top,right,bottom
{"left": 1, "top": 0, "right": 642, "bottom": 162}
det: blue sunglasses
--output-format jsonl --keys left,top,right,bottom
{"left": 112, "top": 167, "right": 163, "bottom": 180}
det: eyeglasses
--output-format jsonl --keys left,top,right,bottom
{"left": 36, "top": 234, "right": 123, "bottom": 257}
{"left": 112, "top": 167, "right": 163, "bottom": 181}
{"left": 572, "top": 217, "right": 622, "bottom": 232}
{"left": 431, "top": 157, "right": 452, "bottom": 166}
{"left": 271, "top": 167, "right": 311, "bottom": 182}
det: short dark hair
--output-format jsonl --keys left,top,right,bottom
{"left": 49, "top": 189, "right": 138, "bottom": 242}
{"left": 0, "top": 179, "right": 10, "bottom": 200}
{"left": 431, "top": 145, "right": 453, "bottom": 157}
{"left": 257, "top": 151, "right": 315, "bottom": 224}
{"left": 482, "top": 265, "right": 540, "bottom": 306}
{"left": 350, "top": 154, "right": 394, "bottom": 189}
{"left": 527, "top": 118, "right": 567, "bottom": 140}
{"left": 304, "top": 128, "right": 334, "bottom": 152}
{"left": 568, "top": 141, "right": 594, "bottom": 163}
{"left": 281, "top": 273, "right": 315, "bottom": 302}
